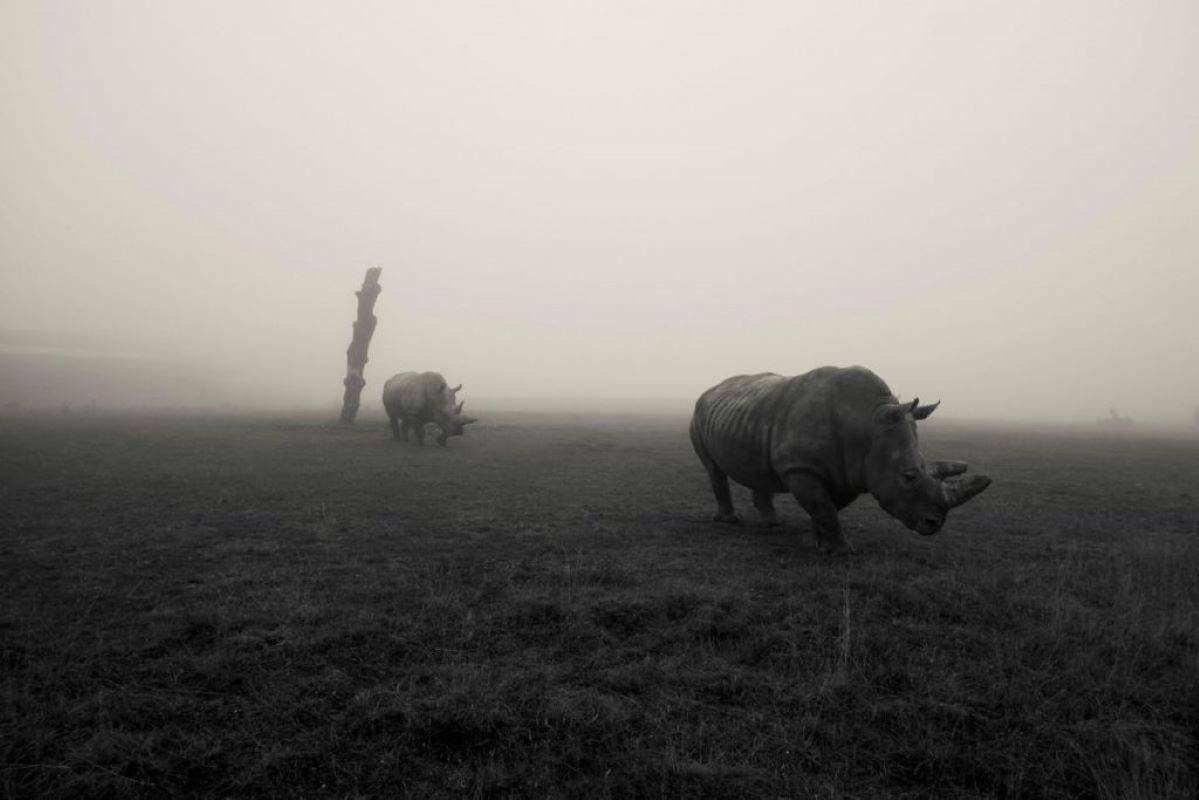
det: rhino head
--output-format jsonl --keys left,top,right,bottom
{"left": 433, "top": 383, "right": 478, "bottom": 445}
{"left": 865, "top": 398, "right": 991, "bottom": 535}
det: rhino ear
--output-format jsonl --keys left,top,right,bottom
{"left": 877, "top": 398, "right": 918, "bottom": 426}
{"left": 912, "top": 400, "right": 940, "bottom": 420}
{"left": 876, "top": 403, "right": 907, "bottom": 426}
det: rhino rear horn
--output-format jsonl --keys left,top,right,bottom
{"left": 939, "top": 475, "right": 992, "bottom": 509}
{"left": 454, "top": 401, "right": 464, "bottom": 414}
{"left": 928, "top": 460, "right": 968, "bottom": 479}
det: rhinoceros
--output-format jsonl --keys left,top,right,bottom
{"left": 382, "top": 371, "right": 478, "bottom": 446}
{"left": 689, "top": 366, "right": 991, "bottom": 553}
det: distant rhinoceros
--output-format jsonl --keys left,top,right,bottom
{"left": 690, "top": 366, "right": 991, "bottom": 554}
{"left": 382, "top": 371, "right": 478, "bottom": 446}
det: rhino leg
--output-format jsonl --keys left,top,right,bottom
{"left": 436, "top": 428, "right": 448, "bottom": 446}
{"left": 702, "top": 464, "right": 738, "bottom": 524}
{"left": 412, "top": 424, "right": 426, "bottom": 446}
{"left": 785, "top": 472, "right": 852, "bottom": 555}
{"left": 390, "top": 416, "right": 404, "bottom": 441}
{"left": 752, "top": 490, "right": 780, "bottom": 527}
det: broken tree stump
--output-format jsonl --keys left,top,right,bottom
{"left": 338, "top": 267, "right": 383, "bottom": 425}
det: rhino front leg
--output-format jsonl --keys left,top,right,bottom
{"left": 752, "top": 490, "right": 780, "bottom": 527}
{"left": 785, "top": 472, "right": 852, "bottom": 554}
{"left": 412, "top": 423, "right": 426, "bottom": 446}
{"left": 389, "top": 416, "right": 402, "bottom": 441}
{"left": 436, "top": 427, "right": 449, "bottom": 446}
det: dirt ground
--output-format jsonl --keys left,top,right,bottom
{"left": 2, "top": 410, "right": 1197, "bottom": 798}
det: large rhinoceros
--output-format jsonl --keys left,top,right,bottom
{"left": 382, "top": 371, "right": 478, "bottom": 446}
{"left": 690, "top": 366, "right": 991, "bottom": 553}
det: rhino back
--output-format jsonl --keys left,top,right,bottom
{"left": 382, "top": 371, "right": 447, "bottom": 419}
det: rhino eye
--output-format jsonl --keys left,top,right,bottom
{"left": 901, "top": 467, "right": 921, "bottom": 484}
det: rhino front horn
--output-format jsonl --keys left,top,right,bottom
{"left": 450, "top": 384, "right": 462, "bottom": 393}
{"left": 939, "top": 475, "right": 992, "bottom": 509}
{"left": 928, "top": 460, "right": 968, "bottom": 479}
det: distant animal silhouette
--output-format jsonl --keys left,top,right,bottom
{"left": 690, "top": 366, "right": 991, "bottom": 554}
{"left": 1098, "top": 408, "right": 1134, "bottom": 428}
{"left": 383, "top": 371, "right": 477, "bottom": 446}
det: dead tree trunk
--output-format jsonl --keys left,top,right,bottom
{"left": 338, "top": 267, "right": 382, "bottom": 425}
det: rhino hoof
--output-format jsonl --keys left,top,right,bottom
{"left": 816, "top": 538, "right": 854, "bottom": 556}
{"left": 713, "top": 513, "right": 740, "bottom": 525}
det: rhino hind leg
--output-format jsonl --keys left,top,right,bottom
{"left": 412, "top": 423, "right": 426, "bottom": 446}
{"left": 785, "top": 472, "right": 853, "bottom": 555}
{"left": 691, "top": 426, "right": 738, "bottom": 523}
{"left": 703, "top": 464, "right": 739, "bottom": 524}
{"left": 389, "top": 416, "right": 404, "bottom": 441}
{"left": 752, "top": 490, "right": 780, "bottom": 527}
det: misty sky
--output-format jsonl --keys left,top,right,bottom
{"left": 3, "top": 1, "right": 1198, "bottom": 421}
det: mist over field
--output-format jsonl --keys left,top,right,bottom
{"left": 3, "top": 0, "right": 1198, "bottom": 421}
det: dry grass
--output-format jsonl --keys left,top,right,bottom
{"left": 1, "top": 410, "right": 1197, "bottom": 798}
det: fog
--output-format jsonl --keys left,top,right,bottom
{"left": 3, "top": 2, "right": 1197, "bottom": 423}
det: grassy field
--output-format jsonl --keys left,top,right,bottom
{"left": 2, "top": 410, "right": 1197, "bottom": 798}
